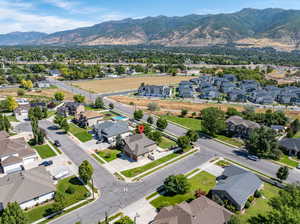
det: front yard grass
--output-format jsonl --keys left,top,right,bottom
{"left": 238, "top": 183, "right": 280, "bottom": 223}
{"left": 121, "top": 153, "right": 180, "bottom": 178}
{"left": 96, "top": 149, "right": 121, "bottom": 162}
{"left": 33, "top": 144, "right": 57, "bottom": 159}
{"left": 158, "top": 137, "right": 177, "bottom": 149}
{"left": 69, "top": 123, "right": 93, "bottom": 142}
{"left": 215, "top": 134, "right": 244, "bottom": 147}
{"left": 150, "top": 171, "right": 216, "bottom": 209}
{"left": 26, "top": 176, "right": 89, "bottom": 223}
{"left": 277, "top": 155, "right": 299, "bottom": 168}
{"left": 7, "top": 115, "right": 18, "bottom": 122}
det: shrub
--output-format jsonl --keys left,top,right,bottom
{"left": 254, "top": 190, "right": 262, "bottom": 198}
{"left": 17, "top": 89, "right": 25, "bottom": 96}
{"left": 66, "top": 186, "right": 75, "bottom": 194}
{"left": 248, "top": 195, "right": 255, "bottom": 203}
{"left": 245, "top": 201, "right": 251, "bottom": 209}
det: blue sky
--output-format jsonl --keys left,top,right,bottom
{"left": 1, "top": 0, "right": 300, "bottom": 34}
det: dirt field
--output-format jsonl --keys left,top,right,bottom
{"left": 71, "top": 76, "right": 194, "bottom": 93}
{"left": 0, "top": 88, "right": 74, "bottom": 101}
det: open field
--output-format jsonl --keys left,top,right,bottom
{"left": 71, "top": 76, "right": 194, "bottom": 93}
{"left": 110, "top": 95, "right": 244, "bottom": 113}
{"left": 0, "top": 88, "right": 74, "bottom": 101}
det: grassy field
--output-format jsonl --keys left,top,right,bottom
{"left": 69, "top": 123, "right": 93, "bottom": 142}
{"left": 278, "top": 155, "right": 299, "bottom": 168}
{"left": 33, "top": 144, "right": 57, "bottom": 159}
{"left": 238, "top": 183, "right": 280, "bottom": 223}
{"left": 160, "top": 115, "right": 202, "bottom": 131}
{"left": 158, "top": 137, "right": 177, "bottom": 149}
{"left": 7, "top": 115, "right": 18, "bottom": 122}
{"left": 150, "top": 171, "right": 216, "bottom": 208}
{"left": 72, "top": 76, "right": 194, "bottom": 93}
{"left": 96, "top": 149, "right": 121, "bottom": 162}
{"left": 26, "top": 176, "right": 89, "bottom": 223}
{"left": 215, "top": 134, "right": 244, "bottom": 147}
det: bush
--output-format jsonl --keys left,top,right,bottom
{"left": 17, "top": 89, "right": 25, "bottom": 96}
{"left": 254, "top": 190, "right": 262, "bottom": 198}
{"left": 245, "top": 201, "right": 251, "bottom": 209}
{"left": 248, "top": 195, "right": 255, "bottom": 203}
{"left": 163, "top": 174, "right": 190, "bottom": 195}
{"left": 66, "top": 186, "right": 75, "bottom": 194}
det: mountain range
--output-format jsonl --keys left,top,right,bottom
{"left": 2, "top": 8, "right": 300, "bottom": 51}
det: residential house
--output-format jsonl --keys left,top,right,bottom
{"left": 138, "top": 85, "right": 172, "bottom": 98}
{"left": 220, "top": 82, "right": 236, "bottom": 94}
{"left": 123, "top": 134, "right": 156, "bottom": 161}
{"left": 271, "top": 125, "right": 286, "bottom": 133}
{"left": 37, "top": 81, "right": 50, "bottom": 88}
{"left": 178, "top": 84, "right": 194, "bottom": 98}
{"left": 279, "top": 138, "right": 300, "bottom": 157}
{"left": 0, "top": 131, "right": 38, "bottom": 174}
{"left": 14, "top": 104, "right": 31, "bottom": 121}
{"left": 227, "top": 89, "right": 247, "bottom": 102}
{"left": 200, "top": 89, "right": 220, "bottom": 100}
{"left": 49, "top": 70, "right": 61, "bottom": 77}
{"left": 226, "top": 116, "right": 260, "bottom": 138}
{"left": 74, "top": 111, "right": 103, "bottom": 127}
{"left": 94, "top": 121, "right": 131, "bottom": 143}
{"left": 57, "top": 102, "right": 85, "bottom": 117}
{"left": 0, "top": 167, "right": 55, "bottom": 210}
{"left": 153, "top": 196, "right": 232, "bottom": 224}
{"left": 223, "top": 74, "right": 237, "bottom": 82}
{"left": 211, "top": 166, "right": 263, "bottom": 211}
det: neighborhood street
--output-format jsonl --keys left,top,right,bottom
{"left": 44, "top": 78, "right": 300, "bottom": 224}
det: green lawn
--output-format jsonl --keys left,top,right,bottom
{"left": 7, "top": 115, "right": 18, "bottom": 122}
{"left": 160, "top": 115, "right": 202, "bottom": 131}
{"left": 238, "top": 183, "right": 280, "bottom": 223}
{"left": 293, "top": 131, "right": 300, "bottom": 138}
{"left": 215, "top": 134, "right": 244, "bottom": 147}
{"left": 26, "top": 176, "right": 89, "bottom": 223}
{"left": 47, "top": 111, "right": 56, "bottom": 118}
{"left": 96, "top": 149, "right": 121, "bottom": 162}
{"left": 69, "top": 123, "right": 93, "bottom": 142}
{"left": 47, "top": 140, "right": 62, "bottom": 154}
{"left": 278, "top": 155, "right": 299, "bottom": 168}
{"left": 33, "top": 144, "right": 57, "bottom": 159}
{"left": 121, "top": 152, "right": 181, "bottom": 177}
{"left": 150, "top": 171, "right": 216, "bottom": 208}
{"left": 158, "top": 137, "right": 177, "bottom": 149}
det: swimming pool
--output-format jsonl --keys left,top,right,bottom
{"left": 112, "top": 116, "right": 128, "bottom": 121}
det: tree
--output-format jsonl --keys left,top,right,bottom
{"left": 156, "top": 118, "right": 168, "bottom": 130}
{"left": 147, "top": 102, "right": 160, "bottom": 111}
{"left": 148, "top": 130, "right": 162, "bottom": 143}
{"left": 54, "top": 92, "right": 65, "bottom": 101}
{"left": 186, "top": 130, "right": 198, "bottom": 142}
{"left": 73, "top": 94, "right": 85, "bottom": 103}
{"left": 226, "top": 107, "right": 241, "bottom": 117}
{"left": 0, "top": 202, "right": 28, "bottom": 224}
{"left": 20, "top": 79, "right": 33, "bottom": 89}
{"left": 30, "top": 118, "right": 45, "bottom": 145}
{"left": 181, "top": 109, "right": 188, "bottom": 117}
{"left": 28, "top": 106, "right": 43, "bottom": 120}
{"left": 6, "top": 96, "right": 18, "bottom": 112}
{"left": 177, "top": 136, "right": 191, "bottom": 150}
{"left": 54, "top": 114, "right": 64, "bottom": 126}
{"left": 60, "top": 118, "right": 69, "bottom": 133}
{"left": 201, "top": 107, "right": 226, "bottom": 136}
{"left": 115, "top": 134, "right": 123, "bottom": 150}
{"left": 246, "top": 127, "right": 281, "bottom": 159}
{"left": 147, "top": 116, "right": 154, "bottom": 124}
{"left": 248, "top": 184, "right": 300, "bottom": 224}
{"left": 277, "top": 166, "right": 289, "bottom": 181}
{"left": 109, "top": 103, "right": 114, "bottom": 110}
{"left": 94, "top": 97, "right": 104, "bottom": 109}
{"left": 163, "top": 174, "right": 190, "bottom": 195}
{"left": 227, "top": 216, "right": 241, "bottom": 224}
{"left": 0, "top": 114, "right": 11, "bottom": 132}
{"left": 79, "top": 160, "right": 94, "bottom": 184}
{"left": 115, "top": 65, "right": 126, "bottom": 75}
{"left": 133, "top": 110, "right": 144, "bottom": 121}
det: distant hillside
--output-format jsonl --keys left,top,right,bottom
{"left": 4, "top": 8, "right": 300, "bottom": 51}
{"left": 0, "top": 32, "right": 47, "bottom": 45}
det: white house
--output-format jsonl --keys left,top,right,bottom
{"left": 0, "top": 167, "right": 56, "bottom": 210}
{"left": 0, "top": 131, "right": 38, "bottom": 174}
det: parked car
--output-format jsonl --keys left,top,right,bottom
{"left": 248, "top": 155, "right": 259, "bottom": 161}
{"left": 148, "top": 153, "right": 155, "bottom": 160}
{"left": 39, "top": 160, "right": 53, "bottom": 167}
{"left": 54, "top": 140, "right": 61, "bottom": 147}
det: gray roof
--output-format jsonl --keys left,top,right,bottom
{"left": 0, "top": 167, "right": 55, "bottom": 208}
{"left": 124, "top": 134, "right": 156, "bottom": 157}
{"left": 213, "top": 166, "right": 262, "bottom": 208}
{"left": 226, "top": 116, "right": 260, "bottom": 129}
{"left": 279, "top": 138, "right": 300, "bottom": 152}
{"left": 95, "top": 121, "right": 129, "bottom": 138}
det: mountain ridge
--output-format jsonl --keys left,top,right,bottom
{"left": 2, "top": 8, "right": 300, "bottom": 51}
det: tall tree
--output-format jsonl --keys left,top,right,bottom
{"left": 186, "top": 130, "right": 199, "bottom": 142}
{"left": 54, "top": 92, "right": 65, "bottom": 101}
{"left": 0, "top": 202, "right": 28, "bottom": 224}
{"left": 94, "top": 97, "right": 104, "bottom": 109}
{"left": 79, "top": 160, "right": 94, "bottom": 184}
{"left": 60, "top": 119, "right": 69, "bottom": 133}
{"left": 277, "top": 166, "right": 289, "bottom": 181}
{"left": 163, "top": 174, "right": 190, "bottom": 195}
{"left": 6, "top": 96, "right": 18, "bottom": 112}
{"left": 156, "top": 118, "right": 168, "bottom": 130}
{"left": 201, "top": 107, "right": 226, "bottom": 136}
{"left": 133, "top": 110, "right": 144, "bottom": 121}
{"left": 73, "top": 94, "right": 85, "bottom": 103}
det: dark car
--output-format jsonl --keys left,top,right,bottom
{"left": 54, "top": 140, "right": 61, "bottom": 147}
{"left": 39, "top": 160, "right": 53, "bottom": 167}
{"left": 248, "top": 155, "right": 259, "bottom": 161}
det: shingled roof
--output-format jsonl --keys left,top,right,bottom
{"left": 226, "top": 116, "right": 260, "bottom": 129}
{"left": 153, "top": 196, "right": 232, "bottom": 224}
{"left": 124, "top": 134, "right": 156, "bottom": 157}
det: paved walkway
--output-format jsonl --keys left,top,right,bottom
{"left": 202, "top": 164, "right": 224, "bottom": 177}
